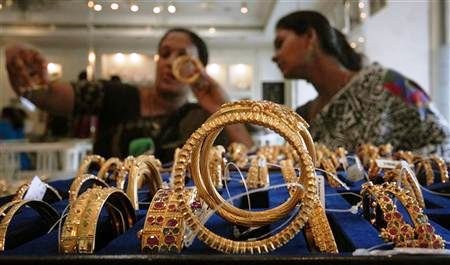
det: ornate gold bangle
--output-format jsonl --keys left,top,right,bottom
{"left": 173, "top": 100, "right": 321, "bottom": 253}
{"left": 76, "top": 155, "right": 105, "bottom": 178}
{"left": 125, "top": 155, "right": 162, "bottom": 210}
{"left": 430, "top": 155, "right": 449, "bottom": 183}
{"left": 0, "top": 200, "right": 59, "bottom": 251}
{"left": 140, "top": 188, "right": 185, "bottom": 253}
{"left": 172, "top": 55, "right": 203, "bottom": 84}
{"left": 228, "top": 142, "right": 249, "bottom": 168}
{"left": 383, "top": 166, "right": 425, "bottom": 208}
{"left": 393, "top": 150, "right": 415, "bottom": 164}
{"left": 13, "top": 180, "right": 62, "bottom": 202}
{"left": 415, "top": 157, "right": 435, "bottom": 186}
{"left": 68, "top": 173, "right": 109, "bottom": 205}
{"left": 245, "top": 155, "right": 269, "bottom": 189}
{"left": 97, "top": 157, "right": 125, "bottom": 190}
{"left": 60, "top": 187, "right": 135, "bottom": 254}
{"left": 208, "top": 145, "right": 226, "bottom": 190}
{"left": 361, "top": 182, "right": 444, "bottom": 248}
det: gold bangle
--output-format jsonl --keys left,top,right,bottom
{"left": 415, "top": 157, "right": 435, "bottom": 186}
{"left": 97, "top": 157, "right": 125, "bottom": 190}
{"left": 245, "top": 155, "right": 269, "bottom": 189}
{"left": 140, "top": 188, "right": 185, "bottom": 253}
{"left": 393, "top": 150, "right": 415, "bottom": 164}
{"left": 228, "top": 142, "right": 249, "bottom": 169}
{"left": 125, "top": 155, "right": 162, "bottom": 210}
{"left": 361, "top": 182, "right": 444, "bottom": 248}
{"left": 0, "top": 200, "right": 59, "bottom": 251}
{"left": 208, "top": 145, "right": 226, "bottom": 190}
{"left": 60, "top": 187, "right": 135, "bottom": 254}
{"left": 430, "top": 155, "right": 449, "bottom": 183}
{"left": 76, "top": 155, "right": 105, "bottom": 178}
{"left": 384, "top": 166, "right": 425, "bottom": 208}
{"left": 173, "top": 100, "right": 320, "bottom": 253}
{"left": 172, "top": 55, "right": 203, "bottom": 84}
{"left": 68, "top": 173, "right": 109, "bottom": 205}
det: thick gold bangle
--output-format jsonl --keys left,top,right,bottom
{"left": 13, "top": 180, "right": 62, "bottom": 203}
{"left": 125, "top": 155, "right": 162, "bottom": 210}
{"left": 361, "top": 182, "right": 444, "bottom": 248}
{"left": 415, "top": 157, "right": 435, "bottom": 186}
{"left": 0, "top": 200, "right": 59, "bottom": 251}
{"left": 60, "top": 187, "right": 135, "bottom": 254}
{"left": 140, "top": 188, "right": 185, "bottom": 253}
{"left": 68, "top": 173, "right": 109, "bottom": 205}
{"left": 304, "top": 199, "right": 338, "bottom": 253}
{"left": 96, "top": 157, "right": 125, "bottom": 190}
{"left": 173, "top": 100, "right": 320, "bottom": 253}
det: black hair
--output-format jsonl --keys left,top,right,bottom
{"left": 78, "top": 70, "right": 87, "bottom": 81}
{"left": 158, "top": 28, "right": 209, "bottom": 66}
{"left": 276, "top": 11, "right": 362, "bottom": 71}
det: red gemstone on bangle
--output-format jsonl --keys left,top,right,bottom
{"left": 154, "top": 202, "right": 165, "bottom": 210}
{"left": 147, "top": 216, "right": 155, "bottom": 224}
{"left": 165, "top": 235, "right": 175, "bottom": 245}
{"left": 147, "top": 235, "right": 159, "bottom": 246}
{"left": 167, "top": 219, "right": 178, "bottom": 227}
{"left": 156, "top": 216, "right": 164, "bottom": 223}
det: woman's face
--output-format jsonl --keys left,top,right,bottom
{"left": 272, "top": 28, "right": 314, "bottom": 79}
{"left": 155, "top": 32, "right": 199, "bottom": 96}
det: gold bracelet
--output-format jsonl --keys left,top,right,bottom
{"left": 393, "top": 150, "right": 415, "bottom": 164}
{"left": 430, "top": 155, "right": 449, "bottom": 183}
{"left": 172, "top": 100, "right": 321, "bottom": 253}
{"left": 97, "top": 157, "right": 126, "bottom": 190}
{"left": 60, "top": 187, "right": 135, "bottom": 253}
{"left": 415, "top": 157, "right": 435, "bottom": 186}
{"left": 383, "top": 166, "right": 425, "bottom": 208}
{"left": 228, "top": 142, "right": 249, "bottom": 168}
{"left": 76, "top": 155, "right": 105, "bottom": 177}
{"left": 172, "top": 55, "right": 203, "bottom": 84}
{"left": 125, "top": 155, "right": 162, "bottom": 210}
{"left": 361, "top": 182, "right": 444, "bottom": 248}
{"left": 68, "top": 173, "right": 109, "bottom": 205}
{"left": 245, "top": 155, "right": 269, "bottom": 189}
{"left": 208, "top": 145, "right": 226, "bottom": 190}
{"left": 0, "top": 200, "right": 59, "bottom": 251}
{"left": 140, "top": 188, "right": 185, "bottom": 253}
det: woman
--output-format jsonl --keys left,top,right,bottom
{"left": 272, "top": 11, "right": 450, "bottom": 160}
{"left": 6, "top": 28, "right": 253, "bottom": 162}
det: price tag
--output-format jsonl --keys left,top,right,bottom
{"left": 376, "top": 159, "right": 402, "bottom": 169}
{"left": 316, "top": 174, "right": 325, "bottom": 207}
{"left": 24, "top": 176, "right": 47, "bottom": 201}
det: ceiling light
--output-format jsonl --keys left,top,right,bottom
{"left": 168, "top": 4, "right": 176, "bottom": 13}
{"left": 358, "top": 1, "right": 365, "bottom": 9}
{"left": 93, "top": 4, "right": 102, "bottom": 11}
{"left": 153, "top": 6, "right": 161, "bottom": 14}
{"left": 130, "top": 4, "right": 139, "bottom": 12}
{"left": 208, "top": 27, "right": 216, "bottom": 34}
{"left": 111, "top": 3, "right": 119, "bottom": 10}
{"left": 0, "top": 3, "right": 2, "bottom": 10}
{"left": 88, "top": 51, "right": 96, "bottom": 64}
{"left": 130, "top": 53, "right": 141, "bottom": 63}
{"left": 87, "top": 1, "right": 94, "bottom": 8}
{"left": 358, "top": 36, "right": 365, "bottom": 43}
{"left": 114, "top": 53, "right": 125, "bottom": 63}
{"left": 240, "top": 3, "right": 248, "bottom": 14}
{"left": 360, "top": 12, "right": 367, "bottom": 19}
{"left": 350, "top": 42, "right": 357, "bottom": 49}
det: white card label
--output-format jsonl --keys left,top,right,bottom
{"left": 376, "top": 159, "right": 402, "bottom": 169}
{"left": 316, "top": 174, "right": 325, "bottom": 207}
{"left": 24, "top": 176, "right": 47, "bottom": 201}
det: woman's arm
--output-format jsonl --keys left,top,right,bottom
{"left": 6, "top": 45, "right": 74, "bottom": 115}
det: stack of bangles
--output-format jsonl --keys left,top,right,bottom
{"left": 0, "top": 200, "right": 59, "bottom": 251}
{"left": 414, "top": 155, "right": 449, "bottom": 186}
{"left": 60, "top": 187, "right": 135, "bottom": 253}
{"left": 13, "top": 179, "right": 62, "bottom": 203}
{"left": 361, "top": 182, "right": 445, "bottom": 248}
{"left": 162, "top": 100, "right": 337, "bottom": 254}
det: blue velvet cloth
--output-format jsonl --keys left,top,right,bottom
{"left": 1, "top": 170, "right": 449, "bottom": 256}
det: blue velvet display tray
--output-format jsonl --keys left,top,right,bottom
{"left": 1, "top": 171, "right": 449, "bottom": 264}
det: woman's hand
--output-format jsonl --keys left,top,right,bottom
{"left": 5, "top": 44, "right": 49, "bottom": 96}
{"left": 191, "top": 70, "right": 229, "bottom": 114}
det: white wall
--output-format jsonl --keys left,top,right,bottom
{"left": 364, "top": 0, "right": 430, "bottom": 91}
